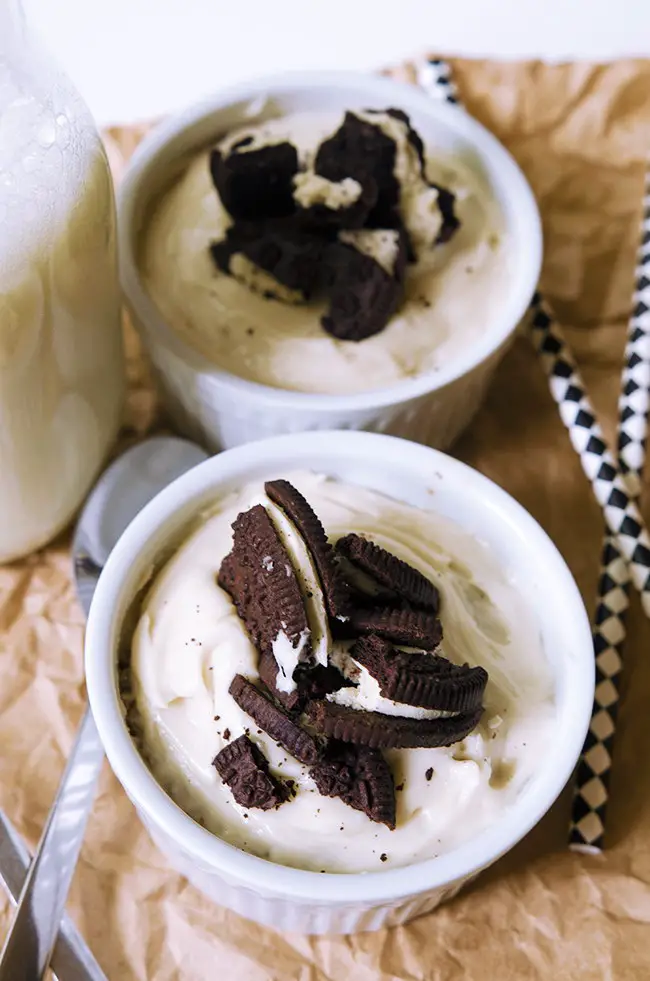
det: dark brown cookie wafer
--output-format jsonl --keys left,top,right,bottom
{"left": 229, "top": 674, "right": 321, "bottom": 765}
{"left": 258, "top": 649, "right": 303, "bottom": 713}
{"left": 213, "top": 734, "right": 289, "bottom": 809}
{"left": 347, "top": 606, "right": 443, "bottom": 649}
{"left": 336, "top": 533, "right": 440, "bottom": 613}
{"left": 306, "top": 700, "right": 483, "bottom": 749}
{"left": 314, "top": 111, "right": 400, "bottom": 226}
{"left": 363, "top": 108, "right": 459, "bottom": 247}
{"left": 264, "top": 479, "right": 351, "bottom": 620}
{"left": 295, "top": 662, "right": 356, "bottom": 700}
{"left": 311, "top": 740, "right": 395, "bottom": 828}
{"left": 210, "top": 141, "right": 298, "bottom": 222}
{"left": 321, "top": 234, "right": 407, "bottom": 342}
{"left": 365, "top": 107, "right": 426, "bottom": 173}
{"left": 218, "top": 504, "right": 311, "bottom": 698}
{"left": 210, "top": 219, "right": 325, "bottom": 301}
{"left": 351, "top": 634, "right": 488, "bottom": 712}
{"left": 432, "top": 183, "right": 460, "bottom": 245}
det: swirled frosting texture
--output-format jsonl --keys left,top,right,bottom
{"left": 130, "top": 473, "right": 555, "bottom": 873}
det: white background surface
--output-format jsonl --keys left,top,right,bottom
{"left": 23, "top": 0, "right": 650, "bottom": 126}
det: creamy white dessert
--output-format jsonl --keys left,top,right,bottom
{"left": 141, "top": 110, "right": 510, "bottom": 394}
{"left": 130, "top": 472, "right": 555, "bottom": 873}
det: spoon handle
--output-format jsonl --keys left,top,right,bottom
{"left": 0, "top": 806, "right": 107, "bottom": 981}
{"left": 0, "top": 708, "right": 104, "bottom": 981}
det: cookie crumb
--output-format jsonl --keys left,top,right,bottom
{"left": 223, "top": 728, "right": 231, "bottom": 741}
{"left": 425, "top": 767, "right": 434, "bottom": 781}
{"left": 380, "top": 853, "right": 388, "bottom": 862}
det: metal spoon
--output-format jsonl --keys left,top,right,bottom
{"left": 0, "top": 436, "right": 208, "bottom": 981}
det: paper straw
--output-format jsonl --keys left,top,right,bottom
{"left": 569, "top": 171, "right": 650, "bottom": 851}
{"left": 417, "top": 56, "right": 650, "bottom": 619}
{"left": 529, "top": 293, "right": 650, "bottom": 619}
{"left": 417, "top": 58, "right": 459, "bottom": 104}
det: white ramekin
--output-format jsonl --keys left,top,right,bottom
{"left": 118, "top": 71, "right": 542, "bottom": 452}
{"left": 85, "top": 431, "right": 593, "bottom": 935}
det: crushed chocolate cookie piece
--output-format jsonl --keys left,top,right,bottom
{"left": 306, "top": 700, "right": 483, "bottom": 749}
{"left": 364, "top": 107, "right": 426, "bottom": 175}
{"left": 321, "top": 232, "right": 407, "bottom": 342}
{"left": 294, "top": 170, "right": 378, "bottom": 231}
{"left": 425, "top": 767, "right": 434, "bottom": 781}
{"left": 311, "top": 740, "right": 395, "bottom": 828}
{"left": 295, "top": 662, "right": 356, "bottom": 700}
{"left": 218, "top": 504, "right": 311, "bottom": 700}
{"left": 347, "top": 606, "right": 443, "bottom": 649}
{"left": 336, "top": 533, "right": 439, "bottom": 612}
{"left": 258, "top": 649, "right": 303, "bottom": 713}
{"left": 210, "top": 141, "right": 299, "bottom": 222}
{"left": 432, "top": 184, "right": 460, "bottom": 245}
{"left": 264, "top": 479, "right": 351, "bottom": 620}
{"left": 210, "top": 219, "right": 325, "bottom": 301}
{"left": 314, "top": 111, "right": 400, "bottom": 226}
{"left": 351, "top": 634, "right": 488, "bottom": 712}
{"left": 229, "top": 674, "right": 321, "bottom": 765}
{"left": 213, "top": 735, "right": 288, "bottom": 810}
{"left": 222, "top": 728, "right": 231, "bottom": 741}
{"left": 380, "top": 853, "right": 388, "bottom": 862}
{"left": 386, "top": 107, "right": 426, "bottom": 172}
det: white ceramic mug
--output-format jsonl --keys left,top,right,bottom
{"left": 85, "top": 431, "right": 593, "bottom": 934}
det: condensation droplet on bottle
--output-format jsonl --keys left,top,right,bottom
{"left": 22, "top": 152, "right": 39, "bottom": 175}
{"left": 37, "top": 115, "right": 57, "bottom": 148}
{"left": 55, "top": 112, "right": 71, "bottom": 149}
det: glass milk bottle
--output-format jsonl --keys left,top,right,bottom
{"left": 0, "top": 0, "right": 125, "bottom": 561}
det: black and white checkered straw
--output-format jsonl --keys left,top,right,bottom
{"left": 569, "top": 171, "right": 650, "bottom": 851}
{"left": 418, "top": 57, "right": 650, "bottom": 846}
{"left": 417, "top": 58, "right": 460, "bottom": 104}
{"left": 417, "top": 55, "right": 650, "bottom": 617}
{"left": 529, "top": 294, "right": 650, "bottom": 619}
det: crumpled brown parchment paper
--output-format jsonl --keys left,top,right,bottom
{"left": 2, "top": 57, "right": 650, "bottom": 981}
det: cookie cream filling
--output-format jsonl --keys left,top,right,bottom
{"left": 327, "top": 649, "right": 455, "bottom": 720}
{"left": 129, "top": 472, "right": 555, "bottom": 873}
{"left": 293, "top": 172, "right": 363, "bottom": 211}
{"left": 140, "top": 110, "right": 511, "bottom": 394}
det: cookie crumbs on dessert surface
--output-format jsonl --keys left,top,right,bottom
{"left": 380, "top": 853, "right": 388, "bottom": 862}
{"left": 425, "top": 767, "right": 434, "bottom": 781}
{"left": 223, "top": 728, "right": 231, "bottom": 740}
{"left": 214, "top": 715, "right": 220, "bottom": 722}
{"left": 395, "top": 782, "right": 405, "bottom": 792}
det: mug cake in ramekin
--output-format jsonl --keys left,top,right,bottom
{"left": 85, "top": 431, "right": 593, "bottom": 934}
{"left": 118, "top": 71, "right": 542, "bottom": 450}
